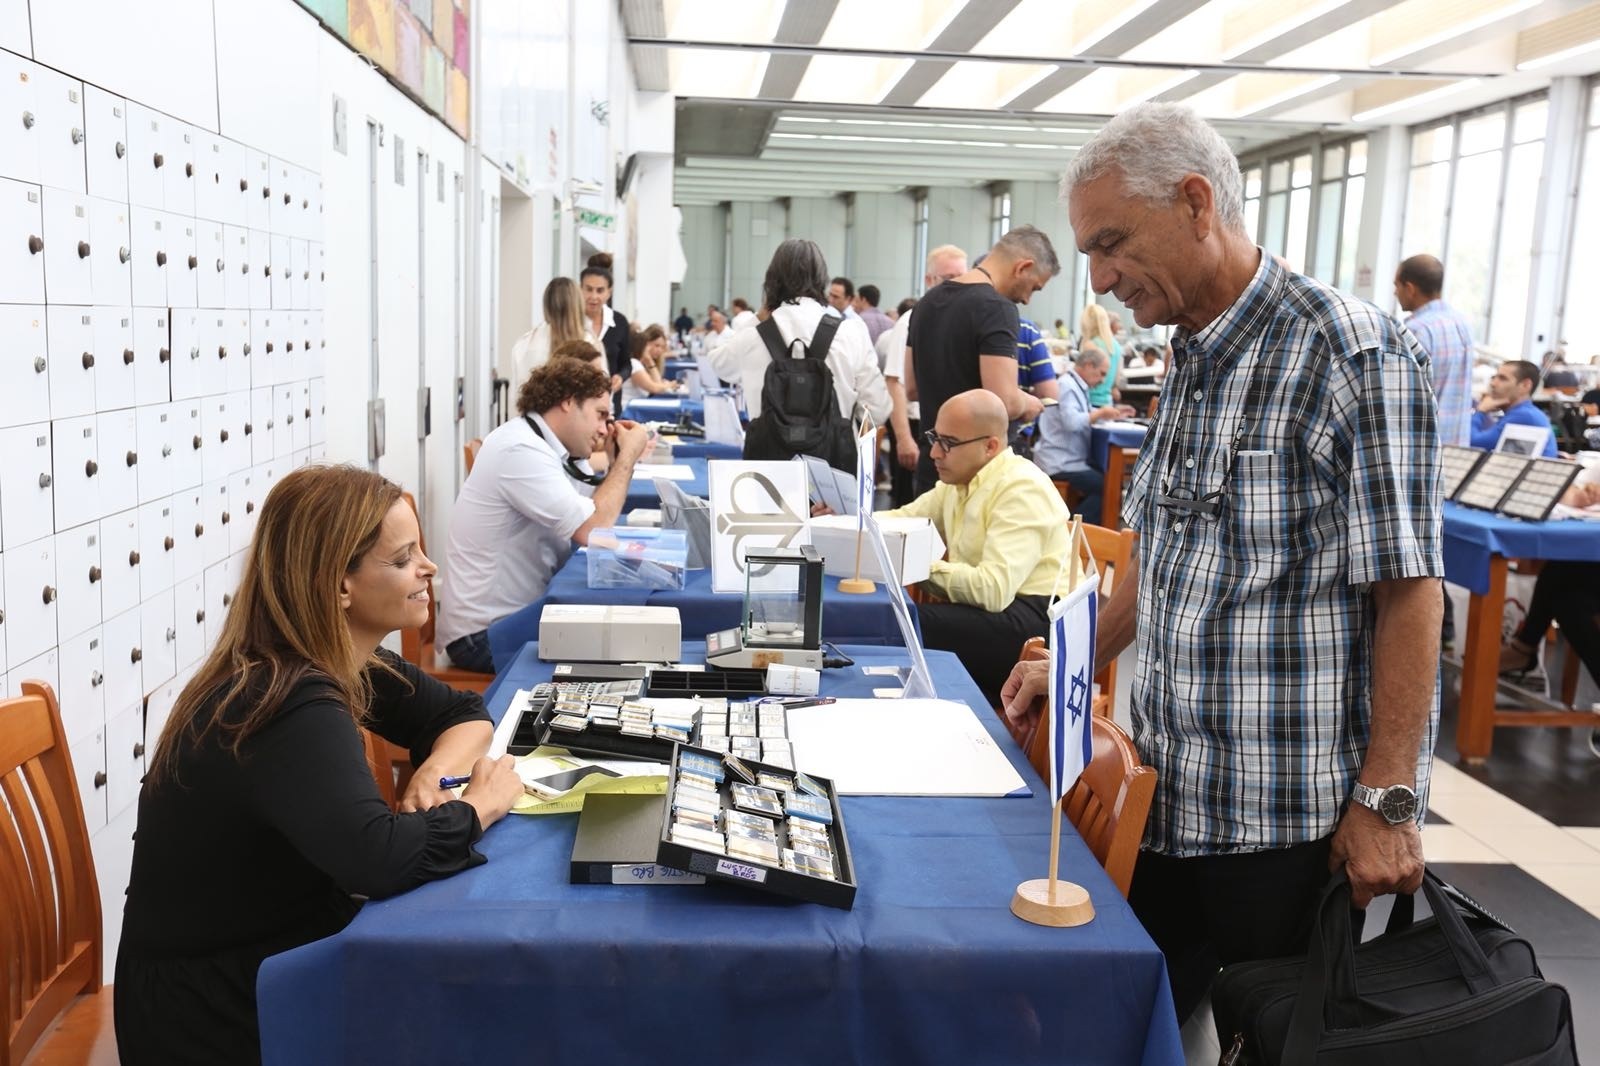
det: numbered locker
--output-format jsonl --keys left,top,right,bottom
{"left": 128, "top": 206, "right": 168, "bottom": 308}
{"left": 0, "top": 177, "right": 45, "bottom": 304}
{"left": 227, "top": 467, "right": 259, "bottom": 554}
{"left": 292, "top": 381, "right": 310, "bottom": 452}
{"left": 106, "top": 701, "right": 145, "bottom": 820}
{"left": 160, "top": 120, "right": 196, "bottom": 218}
{"left": 273, "top": 384, "right": 295, "bottom": 457}
{"left": 291, "top": 448, "right": 309, "bottom": 470}
{"left": 193, "top": 311, "right": 227, "bottom": 399}
{"left": 308, "top": 378, "right": 326, "bottom": 446}
{"left": 268, "top": 159, "right": 296, "bottom": 235}
{"left": 0, "top": 307, "right": 49, "bottom": 431}
{"left": 138, "top": 588, "right": 176, "bottom": 701}
{"left": 53, "top": 414, "right": 101, "bottom": 531}
{"left": 309, "top": 242, "right": 323, "bottom": 309}
{"left": 93, "top": 308, "right": 136, "bottom": 413}
{"left": 122, "top": 102, "right": 169, "bottom": 211}
{"left": 46, "top": 305, "right": 96, "bottom": 419}
{"left": 169, "top": 400, "right": 204, "bottom": 492}
{"left": 57, "top": 627, "right": 106, "bottom": 745}
{"left": 100, "top": 605, "right": 143, "bottom": 723}
{"left": 0, "top": 51, "right": 43, "bottom": 183}
{"left": 250, "top": 386, "right": 274, "bottom": 465}
{"left": 3, "top": 537, "right": 58, "bottom": 664}
{"left": 0, "top": 423, "right": 54, "bottom": 548}
{"left": 170, "top": 312, "right": 206, "bottom": 403}
{"left": 136, "top": 497, "right": 176, "bottom": 597}
{"left": 268, "top": 232, "right": 291, "bottom": 309}
{"left": 131, "top": 308, "right": 171, "bottom": 408}
{"left": 211, "top": 136, "right": 248, "bottom": 228}
{"left": 173, "top": 573, "right": 206, "bottom": 671}
{"left": 97, "top": 411, "right": 140, "bottom": 519}
{"left": 223, "top": 309, "right": 252, "bottom": 394}
{"left": 145, "top": 674, "right": 183, "bottom": 755}
{"left": 196, "top": 218, "right": 226, "bottom": 307}
{"left": 165, "top": 212, "right": 198, "bottom": 309}
{"left": 309, "top": 443, "right": 326, "bottom": 463}
{"left": 40, "top": 187, "right": 93, "bottom": 304}
{"left": 30, "top": 64, "right": 86, "bottom": 195}
{"left": 82, "top": 86, "right": 129, "bottom": 203}
{"left": 201, "top": 480, "right": 230, "bottom": 569}
{"left": 243, "top": 148, "right": 272, "bottom": 232}
{"left": 99, "top": 506, "right": 140, "bottom": 620}
{"left": 223, "top": 224, "right": 250, "bottom": 308}
{"left": 250, "top": 310, "right": 279, "bottom": 387}
{"left": 70, "top": 724, "right": 107, "bottom": 834}
{"left": 200, "top": 394, "right": 234, "bottom": 484}
{"left": 289, "top": 238, "right": 309, "bottom": 309}
{"left": 248, "top": 229, "right": 271, "bottom": 309}
{"left": 202, "top": 558, "right": 232, "bottom": 647}
{"left": 191, "top": 129, "right": 224, "bottom": 223}
{"left": 53, "top": 522, "right": 103, "bottom": 642}
{"left": 170, "top": 487, "right": 205, "bottom": 582}
{"left": 304, "top": 314, "right": 324, "bottom": 381}
{"left": 87, "top": 197, "right": 131, "bottom": 306}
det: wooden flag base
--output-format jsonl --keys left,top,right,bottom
{"left": 838, "top": 577, "right": 876, "bottom": 594}
{"left": 1011, "top": 878, "right": 1095, "bottom": 927}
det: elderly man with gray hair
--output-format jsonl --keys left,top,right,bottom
{"left": 1030, "top": 344, "right": 1131, "bottom": 524}
{"left": 1000, "top": 103, "right": 1444, "bottom": 1024}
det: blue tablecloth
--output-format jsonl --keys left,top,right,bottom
{"left": 670, "top": 439, "right": 743, "bottom": 460}
{"left": 624, "top": 457, "right": 710, "bottom": 511}
{"left": 664, "top": 357, "right": 698, "bottom": 377}
{"left": 1090, "top": 424, "right": 1148, "bottom": 472}
{"left": 624, "top": 395, "right": 706, "bottom": 424}
{"left": 1442, "top": 501, "right": 1600, "bottom": 594}
{"left": 485, "top": 550, "right": 914, "bottom": 674}
{"left": 258, "top": 644, "right": 1182, "bottom": 1066}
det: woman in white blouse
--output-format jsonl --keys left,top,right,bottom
{"left": 502, "top": 277, "right": 589, "bottom": 387}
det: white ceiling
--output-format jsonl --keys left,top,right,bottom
{"left": 621, "top": 0, "right": 1600, "bottom": 205}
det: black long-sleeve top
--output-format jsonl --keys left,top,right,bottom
{"left": 114, "top": 650, "right": 491, "bottom": 1065}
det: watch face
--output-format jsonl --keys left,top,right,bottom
{"left": 1379, "top": 786, "right": 1418, "bottom": 824}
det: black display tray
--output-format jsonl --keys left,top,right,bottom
{"left": 656, "top": 744, "right": 857, "bottom": 909}
{"left": 517, "top": 694, "right": 687, "bottom": 762}
{"left": 645, "top": 668, "right": 767, "bottom": 699}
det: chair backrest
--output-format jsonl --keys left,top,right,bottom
{"left": 1080, "top": 523, "right": 1136, "bottom": 717}
{"left": 362, "top": 728, "right": 399, "bottom": 810}
{"left": 399, "top": 491, "right": 437, "bottom": 652}
{"left": 464, "top": 438, "right": 483, "bottom": 475}
{"left": 0, "top": 682, "right": 102, "bottom": 1066}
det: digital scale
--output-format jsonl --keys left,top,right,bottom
{"left": 706, "top": 546, "right": 825, "bottom": 670}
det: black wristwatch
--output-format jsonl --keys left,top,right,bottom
{"left": 1349, "top": 782, "right": 1419, "bottom": 825}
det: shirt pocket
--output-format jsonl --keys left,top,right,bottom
{"left": 1224, "top": 451, "right": 1293, "bottom": 561}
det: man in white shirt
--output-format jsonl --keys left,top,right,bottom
{"left": 704, "top": 308, "right": 733, "bottom": 355}
{"left": 710, "top": 241, "right": 891, "bottom": 426}
{"left": 728, "top": 297, "right": 758, "bottom": 332}
{"left": 437, "top": 359, "right": 650, "bottom": 672}
{"left": 882, "top": 244, "right": 967, "bottom": 506}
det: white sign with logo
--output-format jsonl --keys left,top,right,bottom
{"left": 708, "top": 461, "right": 811, "bottom": 594}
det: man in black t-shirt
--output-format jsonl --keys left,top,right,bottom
{"left": 905, "top": 224, "right": 1062, "bottom": 494}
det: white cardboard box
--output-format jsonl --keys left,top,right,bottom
{"left": 537, "top": 604, "right": 682, "bottom": 662}
{"left": 807, "top": 515, "right": 944, "bottom": 585}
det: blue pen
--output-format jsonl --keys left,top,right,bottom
{"left": 438, "top": 774, "right": 472, "bottom": 790}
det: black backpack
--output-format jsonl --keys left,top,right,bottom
{"left": 742, "top": 313, "right": 856, "bottom": 472}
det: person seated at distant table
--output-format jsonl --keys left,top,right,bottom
{"left": 880, "top": 388, "right": 1071, "bottom": 704}
{"left": 1121, "top": 343, "right": 1166, "bottom": 381}
{"left": 1472, "top": 359, "right": 1558, "bottom": 456}
{"left": 437, "top": 360, "right": 651, "bottom": 673}
{"left": 1030, "top": 346, "right": 1135, "bottom": 525}
{"left": 1498, "top": 480, "right": 1600, "bottom": 688}
{"left": 621, "top": 323, "right": 683, "bottom": 406}
{"left": 114, "top": 464, "right": 527, "bottom": 1065}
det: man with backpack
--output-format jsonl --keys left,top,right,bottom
{"left": 710, "top": 239, "right": 891, "bottom": 471}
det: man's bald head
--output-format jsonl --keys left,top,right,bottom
{"left": 945, "top": 389, "right": 1009, "bottom": 439}
{"left": 929, "top": 389, "right": 1009, "bottom": 486}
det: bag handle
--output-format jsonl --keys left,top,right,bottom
{"left": 1280, "top": 867, "right": 1501, "bottom": 1065}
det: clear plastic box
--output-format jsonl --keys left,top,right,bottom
{"left": 585, "top": 527, "right": 688, "bottom": 590}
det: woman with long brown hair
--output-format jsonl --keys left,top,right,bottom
{"left": 620, "top": 323, "right": 681, "bottom": 406}
{"left": 114, "top": 464, "right": 523, "bottom": 1065}
{"left": 503, "top": 275, "right": 589, "bottom": 386}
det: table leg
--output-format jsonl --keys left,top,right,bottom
{"left": 1456, "top": 556, "right": 1507, "bottom": 763}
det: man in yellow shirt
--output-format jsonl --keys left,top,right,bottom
{"left": 883, "top": 388, "right": 1071, "bottom": 703}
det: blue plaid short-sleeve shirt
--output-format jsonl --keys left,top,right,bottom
{"left": 1123, "top": 251, "right": 1443, "bottom": 857}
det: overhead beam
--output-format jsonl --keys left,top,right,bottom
{"left": 758, "top": 0, "right": 841, "bottom": 100}
{"left": 880, "top": 0, "right": 1025, "bottom": 107}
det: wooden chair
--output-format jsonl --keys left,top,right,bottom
{"left": 1080, "top": 523, "right": 1137, "bottom": 719}
{"left": 1, "top": 681, "right": 116, "bottom": 1066}
{"left": 1008, "top": 644, "right": 1156, "bottom": 899}
{"left": 464, "top": 438, "right": 483, "bottom": 475}
{"left": 1101, "top": 446, "right": 1140, "bottom": 531}
{"left": 362, "top": 728, "right": 400, "bottom": 810}
{"left": 397, "top": 491, "right": 492, "bottom": 696}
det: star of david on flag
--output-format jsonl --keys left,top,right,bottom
{"left": 1047, "top": 564, "right": 1099, "bottom": 802}
{"left": 856, "top": 419, "right": 876, "bottom": 531}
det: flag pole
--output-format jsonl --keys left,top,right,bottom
{"left": 839, "top": 412, "right": 876, "bottom": 595}
{"left": 1011, "top": 514, "right": 1094, "bottom": 928}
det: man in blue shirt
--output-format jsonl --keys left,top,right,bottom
{"left": 1030, "top": 346, "right": 1126, "bottom": 523}
{"left": 1015, "top": 317, "right": 1060, "bottom": 398}
{"left": 1471, "top": 360, "right": 1558, "bottom": 456}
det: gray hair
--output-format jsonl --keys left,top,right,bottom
{"left": 994, "top": 224, "right": 1061, "bottom": 277}
{"left": 1074, "top": 346, "right": 1108, "bottom": 371}
{"left": 1060, "top": 103, "right": 1245, "bottom": 233}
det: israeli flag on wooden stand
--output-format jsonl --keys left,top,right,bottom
{"left": 856, "top": 419, "right": 876, "bottom": 531}
{"left": 1047, "top": 566, "right": 1098, "bottom": 802}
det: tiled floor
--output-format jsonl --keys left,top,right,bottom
{"left": 1104, "top": 646, "right": 1600, "bottom": 1064}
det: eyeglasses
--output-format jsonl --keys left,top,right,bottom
{"left": 923, "top": 430, "right": 990, "bottom": 454}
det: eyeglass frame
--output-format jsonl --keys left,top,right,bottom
{"left": 922, "top": 429, "right": 992, "bottom": 455}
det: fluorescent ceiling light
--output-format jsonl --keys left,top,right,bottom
{"left": 1231, "top": 74, "right": 1342, "bottom": 117}
{"left": 1122, "top": 70, "right": 1200, "bottom": 107}
{"left": 997, "top": 66, "right": 1060, "bottom": 108}
{"left": 1351, "top": 78, "right": 1480, "bottom": 122}
{"left": 1222, "top": 0, "right": 1346, "bottom": 60}
{"left": 1517, "top": 38, "right": 1600, "bottom": 70}
{"left": 1368, "top": 0, "right": 1540, "bottom": 66}
{"left": 1075, "top": 0, "right": 1162, "bottom": 53}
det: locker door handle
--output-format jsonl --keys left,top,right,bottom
{"left": 160, "top": 444, "right": 171, "bottom": 458}
{"left": 188, "top": 255, "right": 197, "bottom": 270}
{"left": 119, "top": 246, "right": 130, "bottom": 263}
{"left": 164, "top": 536, "right": 175, "bottom": 551}
{"left": 194, "top": 523, "right": 204, "bottom": 537}
{"left": 189, "top": 347, "right": 199, "bottom": 360}
{"left": 196, "top": 609, "right": 206, "bottom": 623}
{"left": 262, "top": 185, "right": 270, "bottom": 199}
{"left": 240, "top": 178, "right": 248, "bottom": 192}
{"left": 77, "top": 240, "right": 90, "bottom": 258}
{"left": 165, "top": 627, "right": 176, "bottom": 641}
{"left": 244, "top": 422, "right": 252, "bottom": 435}
{"left": 85, "top": 459, "right": 98, "bottom": 477}
{"left": 241, "top": 261, "right": 249, "bottom": 274}
{"left": 90, "top": 671, "right": 102, "bottom": 686}
{"left": 243, "top": 342, "right": 252, "bottom": 355}
{"left": 129, "top": 550, "right": 141, "bottom": 566}
{"left": 218, "top": 346, "right": 227, "bottom": 359}
{"left": 245, "top": 500, "right": 255, "bottom": 513}
{"left": 283, "top": 192, "right": 291, "bottom": 205}
{"left": 263, "top": 264, "right": 271, "bottom": 276}
{"left": 72, "top": 127, "right": 83, "bottom": 144}
{"left": 21, "top": 110, "right": 34, "bottom": 128}
{"left": 81, "top": 351, "right": 95, "bottom": 368}
{"left": 153, "top": 152, "right": 164, "bottom": 168}
{"left": 302, "top": 271, "right": 309, "bottom": 280}
{"left": 185, "top": 162, "right": 194, "bottom": 177}
{"left": 192, "top": 435, "right": 202, "bottom": 449}
{"left": 115, "top": 141, "right": 125, "bottom": 158}
{"left": 265, "top": 342, "right": 274, "bottom": 352}
{"left": 156, "top": 250, "right": 167, "bottom": 266}
{"left": 38, "top": 472, "right": 52, "bottom": 488}
{"left": 221, "top": 511, "right": 231, "bottom": 524}
{"left": 28, "top": 234, "right": 43, "bottom": 254}
{"left": 219, "top": 429, "right": 229, "bottom": 443}
{"left": 93, "top": 771, "right": 106, "bottom": 789}
{"left": 123, "top": 348, "right": 135, "bottom": 365}
{"left": 223, "top": 592, "right": 232, "bottom": 607}
{"left": 88, "top": 566, "right": 102, "bottom": 583}
{"left": 133, "top": 742, "right": 145, "bottom": 758}
{"left": 125, "top": 450, "right": 137, "bottom": 467}
{"left": 33, "top": 356, "right": 45, "bottom": 373}
{"left": 130, "top": 647, "right": 142, "bottom": 663}
{"left": 302, "top": 198, "right": 309, "bottom": 209}
{"left": 42, "top": 585, "right": 56, "bottom": 604}
{"left": 159, "top": 347, "right": 170, "bottom": 362}
{"left": 216, "top": 259, "right": 224, "bottom": 272}
{"left": 286, "top": 341, "right": 294, "bottom": 351}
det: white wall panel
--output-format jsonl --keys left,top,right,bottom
{"left": 212, "top": 0, "right": 320, "bottom": 170}
{"left": 0, "top": 0, "right": 28, "bottom": 56}
{"left": 30, "top": 0, "right": 218, "bottom": 131}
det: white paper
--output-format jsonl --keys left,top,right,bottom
{"left": 1099, "top": 420, "right": 1150, "bottom": 433}
{"left": 800, "top": 454, "right": 856, "bottom": 516}
{"left": 1495, "top": 423, "right": 1550, "bottom": 458}
{"left": 786, "top": 699, "right": 1029, "bottom": 796}
{"left": 708, "top": 460, "right": 811, "bottom": 594}
{"left": 632, "top": 464, "right": 696, "bottom": 481}
{"left": 705, "top": 391, "right": 745, "bottom": 445}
